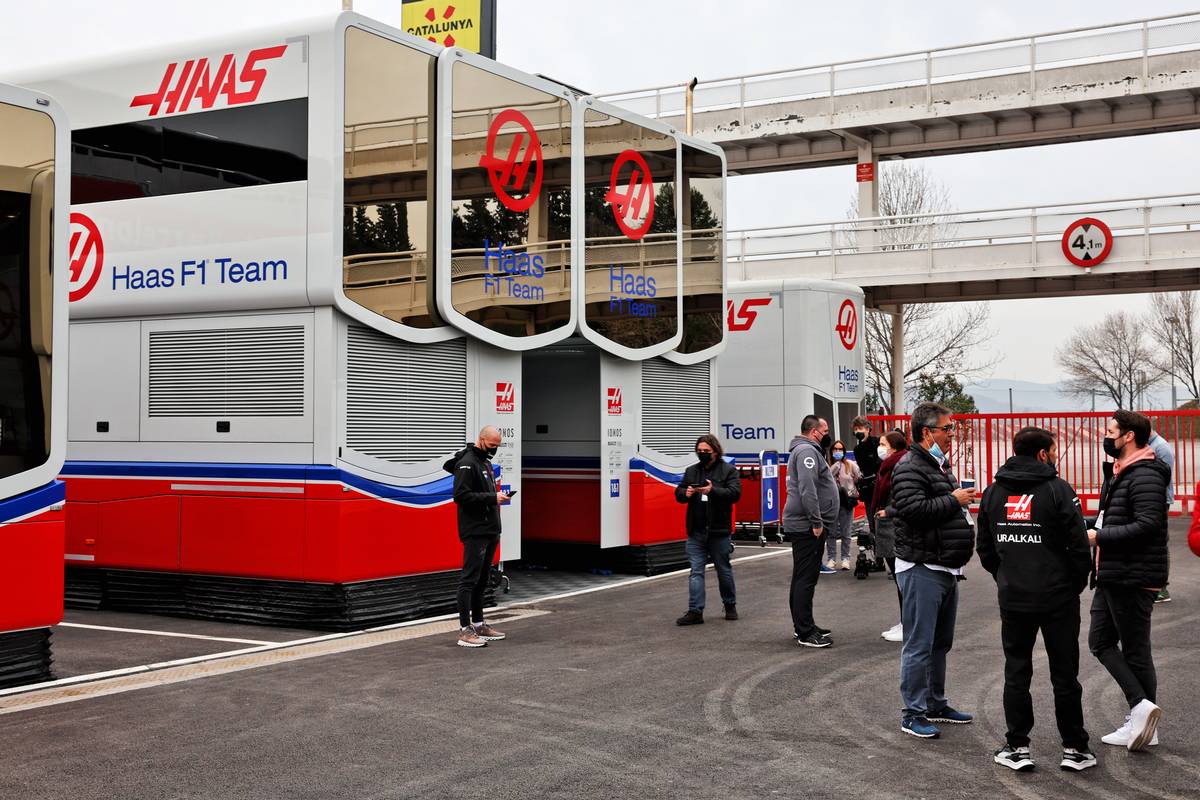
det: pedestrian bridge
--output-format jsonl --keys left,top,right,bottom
{"left": 600, "top": 13, "right": 1200, "bottom": 173}
{"left": 728, "top": 193, "right": 1200, "bottom": 306}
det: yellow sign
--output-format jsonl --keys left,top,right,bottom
{"left": 402, "top": 0, "right": 482, "bottom": 53}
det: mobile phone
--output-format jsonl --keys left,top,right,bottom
{"left": 505, "top": 489, "right": 517, "bottom": 497}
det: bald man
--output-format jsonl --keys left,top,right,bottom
{"left": 444, "top": 426, "right": 509, "bottom": 648}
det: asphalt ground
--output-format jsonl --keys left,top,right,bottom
{"left": 1, "top": 523, "right": 1196, "bottom": 800}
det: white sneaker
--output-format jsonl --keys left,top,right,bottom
{"left": 882, "top": 623, "right": 903, "bottom": 642}
{"left": 825, "top": 560, "right": 837, "bottom": 570}
{"left": 1100, "top": 715, "right": 1159, "bottom": 747}
{"left": 1127, "top": 700, "right": 1162, "bottom": 751}
{"left": 840, "top": 559, "right": 852, "bottom": 571}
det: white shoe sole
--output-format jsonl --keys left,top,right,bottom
{"left": 901, "top": 725, "right": 939, "bottom": 739}
{"left": 1128, "top": 706, "right": 1162, "bottom": 751}
{"left": 1060, "top": 757, "right": 1097, "bottom": 771}
{"left": 994, "top": 755, "right": 1035, "bottom": 771}
{"left": 456, "top": 639, "right": 487, "bottom": 648}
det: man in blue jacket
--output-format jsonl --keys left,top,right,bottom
{"left": 977, "top": 427, "right": 1094, "bottom": 772}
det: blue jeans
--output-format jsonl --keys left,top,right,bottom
{"left": 686, "top": 534, "right": 736, "bottom": 612}
{"left": 896, "top": 564, "right": 959, "bottom": 720}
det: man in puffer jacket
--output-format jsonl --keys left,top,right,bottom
{"left": 977, "top": 427, "right": 1094, "bottom": 772}
{"left": 1087, "top": 410, "right": 1170, "bottom": 752}
{"left": 890, "top": 402, "right": 977, "bottom": 740}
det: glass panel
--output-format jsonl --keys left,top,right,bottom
{"left": 581, "top": 108, "right": 678, "bottom": 350}
{"left": 678, "top": 144, "right": 724, "bottom": 355}
{"left": 343, "top": 27, "right": 438, "bottom": 328}
{"left": 0, "top": 100, "right": 54, "bottom": 480}
{"left": 448, "top": 61, "right": 572, "bottom": 338}
{"left": 72, "top": 99, "right": 307, "bottom": 203}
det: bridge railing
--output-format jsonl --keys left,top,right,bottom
{"left": 598, "top": 12, "right": 1200, "bottom": 123}
{"left": 726, "top": 192, "right": 1200, "bottom": 277}
{"left": 868, "top": 410, "right": 1200, "bottom": 515}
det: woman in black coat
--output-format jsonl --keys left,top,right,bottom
{"left": 674, "top": 434, "right": 742, "bottom": 626}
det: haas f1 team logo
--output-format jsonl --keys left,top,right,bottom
{"left": 495, "top": 382, "right": 515, "bottom": 414}
{"left": 606, "top": 387, "right": 623, "bottom": 415}
{"left": 726, "top": 297, "right": 772, "bottom": 332}
{"left": 69, "top": 212, "right": 105, "bottom": 303}
{"left": 131, "top": 44, "right": 288, "bottom": 117}
{"left": 1005, "top": 495, "right": 1034, "bottom": 521}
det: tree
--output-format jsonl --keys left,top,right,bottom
{"left": 914, "top": 372, "right": 978, "bottom": 414}
{"left": 1056, "top": 311, "right": 1162, "bottom": 409}
{"left": 851, "top": 163, "right": 992, "bottom": 412}
{"left": 864, "top": 303, "right": 993, "bottom": 413}
{"left": 1146, "top": 291, "right": 1200, "bottom": 406}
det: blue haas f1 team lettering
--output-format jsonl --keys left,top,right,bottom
{"left": 976, "top": 456, "right": 1092, "bottom": 612}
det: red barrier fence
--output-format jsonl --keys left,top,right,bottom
{"left": 867, "top": 411, "right": 1200, "bottom": 515}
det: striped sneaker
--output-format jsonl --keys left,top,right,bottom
{"left": 994, "top": 745, "right": 1034, "bottom": 771}
{"left": 1059, "top": 748, "right": 1097, "bottom": 771}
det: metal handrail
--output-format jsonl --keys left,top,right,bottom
{"left": 597, "top": 11, "right": 1200, "bottom": 115}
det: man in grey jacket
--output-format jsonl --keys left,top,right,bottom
{"left": 785, "top": 415, "right": 840, "bottom": 647}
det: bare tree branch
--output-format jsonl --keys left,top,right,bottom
{"left": 1146, "top": 291, "right": 1200, "bottom": 405}
{"left": 1056, "top": 311, "right": 1163, "bottom": 409}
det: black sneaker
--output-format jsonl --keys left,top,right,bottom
{"left": 797, "top": 632, "right": 832, "bottom": 648}
{"left": 994, "top": 745, "right": 1035, "bottom": 771}
{"left": 724, "top": 603, "right": 738, "bottom": 620}
{"left": 1059, "top": 748, "right": 1097, "bottom": 771}
{"left": 816, "top": 626, "right": 832, "bottom": 637}
{"left": 676, "top": 610, "right": 704, "bottom": 626}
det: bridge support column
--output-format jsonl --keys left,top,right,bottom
{"left": 856, "top": 142, "right": 878, "bottom": 252}
{"left": 890, "top": 304, "right": 904, "bottom": 415}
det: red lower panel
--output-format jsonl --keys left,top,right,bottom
{"left": 95, "top": 495, "right": 182, "bottom": 570}
{"left": 0, "top": 511, "right": 65, "bottom": 631}
{"left": 180, "top": 496, "right": 305, "bottom": 579}
{"left": 308, "top": 497, "right": 462, "bottom": 583}
{"left": 522, "top": 478, "right": 600, "bottom": 544}
{"left": 628, "top": 473, "right": 687, "bottom": 546}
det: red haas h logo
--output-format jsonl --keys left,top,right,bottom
{"left": 495, "top": 382, "right": 515, "bottom": 413}
{"left": 726, "top": 297, "right": 772, "bottom": 331}
{"left": 606, "top": 150, "right": 655, "bottom": 240}
{"left": 1005, "top": 495, "right": 1033, "bottom": 521}
{"left": 478, "top": 109, "right": 543, "bottom": 213}
{"left": 606, "top": 387, "right": 623, "bottom": 415}
{"left": 131, "top": 44, "right": 288, "bottom": 117}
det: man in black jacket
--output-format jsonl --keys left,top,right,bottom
{"left": 1088, "top": 410, "right": 1170, "bottom": 751}
{"left": 891, "top": 402, "right": 977, "bottom": 739}
{"left": 977, "top": 427, "right": 1094, "bottom": 772}
{"left": 444, "top": 426, "right": 510, "bottom": 648}
{"left": 675, "top": 434, "right": 742, "bottom": 625}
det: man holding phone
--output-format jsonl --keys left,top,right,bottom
{"left": 675, "top": 435, "right": 742, "bottom": 625}
{"left": 444, "top": 426, "right": 510, "bottom": 648}
{"left": 891, "top": 402, "right": 977, "bottom": 739}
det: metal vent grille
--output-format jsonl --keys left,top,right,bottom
{"left": 642, "top": 358, "right": 711, "bottom": 456}
{"left": 346, "top": 325, "right": 467, "bottom": 463}
{"left": 148, "top": 326, "right": 305, "bottom": 417}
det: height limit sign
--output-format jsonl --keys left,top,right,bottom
{"left": 1062, "top": 217, "right": 1113, "bottom": 268}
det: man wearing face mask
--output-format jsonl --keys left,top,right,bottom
{"left": 1087, "top": 410, "right": 1170, "bottom": 751}
{"left": 675, "top": 434, "right": 742, "bottom": 625}
{"left": 976, "top": 427, "right": 1094, "bottom": 772}
{"left": 783, "top": 415, "right": 840, "bottom": 648}
{"left": 444, "top": 426, "right": 510, "bottom": 648}
{"left": 851, "top": 416, "right": 883, "bottom": 531}
{"left": 891, "top": 402, "right": 977, "bottom": 739}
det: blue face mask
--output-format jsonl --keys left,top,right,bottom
{"left": 929, "top": 442, "right": 946, "bottom": 461}
{"left": 832, "top": 451, "right": 844, "bottom": 461}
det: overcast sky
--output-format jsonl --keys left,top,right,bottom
{"left": 2, "top": 0, "right": 1196, "bottom": 385}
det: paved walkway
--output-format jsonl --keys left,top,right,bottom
{"left": 1, "top": 526, "right": 1196, "bottom": 800}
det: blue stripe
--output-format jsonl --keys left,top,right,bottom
{"left": 61, "top": 460, "right": 458, "bottom": 507}
{"left": 0, "top": 481, "right": 65, "bottom": 524}
{"left": 630, "top": 458, "right": 685, "bottom": 484}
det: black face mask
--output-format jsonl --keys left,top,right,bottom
{"left": 696, "top": 452, "right": 713, "bottom": 465}
{"left": 820, "top": 433, "right": 832, "bottom": 449}
{"left": 485, "top": 445, "right": 499, "bottom": 459}
{"left": 1102, "top": 437, "right": 1123, "bottom": 459}
{"left": 854, "top": 432, "right": 866, "bottom": 442}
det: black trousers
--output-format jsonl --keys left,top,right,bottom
{"left": 458, "top": 536, "right": 499, "bottom": 628}
{"left": 885, "top": 556, "right": 902, "bottom": 614}
{"left": 789, "top": 531, "right": 825, "bottom": 638}
{"left": 1001, "top": 604, "right": 1088, "bottom": 749}
{"left": 1089, "top": 585, "right": 1157, "bottom": 708}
